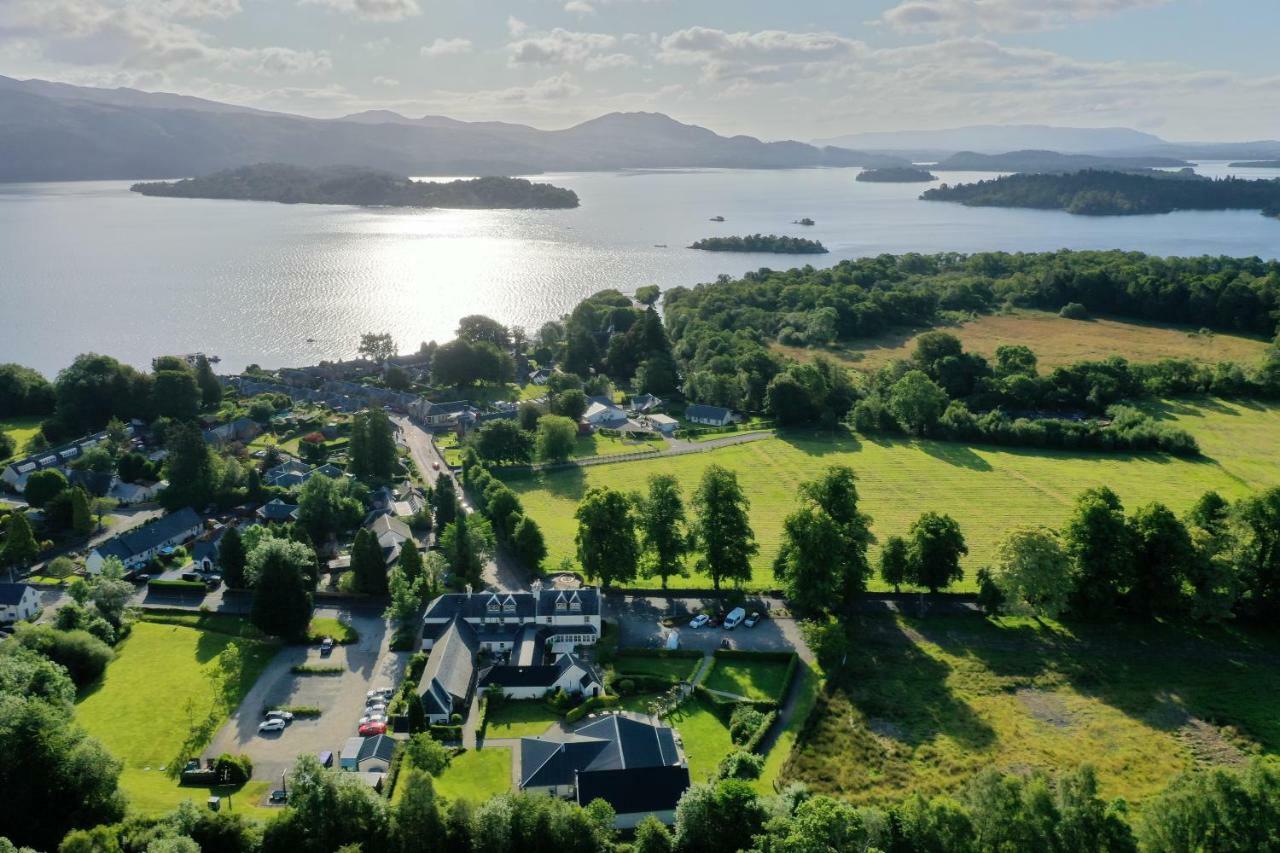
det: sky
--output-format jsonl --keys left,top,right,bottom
{"left": 1, "top": 0, "right": 1278, "bottom": 142}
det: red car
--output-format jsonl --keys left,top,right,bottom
{"left": 358, "top": 721, "right": 387, "bottom": 736}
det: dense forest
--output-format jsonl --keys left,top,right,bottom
{"left": 131, "top": 164, "right": 580, "bottom": 209}
{"left": 922, "top": 169, "right": 1280, "bottom": 217}
{"left": 1229, "top": 160, "right": 1280, "bottom": 168}
{"left": 661, "top": 250, "right": 1280, "bottom": 422}
{"left": 856, "top": 167, "right": 938, "bottom": 183}
{"left": 688, "top": 235, "right": 828, "bottom": 254}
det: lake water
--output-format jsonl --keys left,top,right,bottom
{"left": 2, "top": 162, "right": 1278, "bottom": 376}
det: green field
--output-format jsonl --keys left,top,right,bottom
{"left": 704, "top": 655, "right": 794, "bottom": 703}
{"left": 432, "top": 748, "right": 512, "bottom": 803}
{"left": 76, "top": 621, "right": 278, "bottom": 817}
{"left": 484, "top": 701, "right": 561, "bottom": 739}
{"left": 506, "top": 398, "right": 1280, "bottom": 591}
{"left": 781, "top": 612, "right": 1280, "bottom": 809}
{"left": 613, "top": 652, "right": 703, "bottom": 682}
{"left": 1, "top": 415, "right": 43, "bottom": 462}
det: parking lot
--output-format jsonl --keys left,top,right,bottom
{"left": 609, "top": 594, "right": 805, "bottom": 655}
{"left": 206, "top": 606, "right": 409, "bottom": 785}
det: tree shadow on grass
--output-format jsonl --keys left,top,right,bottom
{"left": 916, "top": 440, "right": 993, "bottom": 471}
{"left": 533, "top": 466, "right": 588, "bottom": 502}
{"left": 773, "top": 427, "right": 863, "bottom": 458}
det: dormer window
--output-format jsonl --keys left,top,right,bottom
{"left": 486, "top": 596, "right": 500, "bottom": 613}
{"left": 569, "top": 592, "right": 582, "bottom": 612}
{"left": 503, "top": 597, "right": 516, "bottom": 613}
{"left": 555, "top": 593, "right": 568, "bottom": 612}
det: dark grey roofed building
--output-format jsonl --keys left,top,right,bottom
{"left": 86, "top": 507, "right": 203, "bottom": 574}
{"left": 417, "top": 614, "right": 479, "bottom": 724}
{"left": 684, "top": 404, "right": 734, "bottom": 427}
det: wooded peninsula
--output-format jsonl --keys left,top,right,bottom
{"left": 131, "top": 163, "right": 581, "bottom": 209}
{"left": 922, "top": 169, "right": 1280, "bottom": 218}
{"left": 688, "top": 234, "right": 829, "bottom": 254}
{"left": 856, "top": 167, "right": 938, "bottom": 183}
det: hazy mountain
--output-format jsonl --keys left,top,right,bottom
{"left": 0, "top": 76, "right": 906, "bottom": 182}
{"left": 932, "top": 149, "right": 1190, "bottom": 172}
{"left": 816, "top": 124, "right": 1166, "bottom": 155}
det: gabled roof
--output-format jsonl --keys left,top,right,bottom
{"left": 519, "top": 714, "right": 683, "bottom": 791}
{"left": 479, "top": 664, "right": 561, "bottom": 688}
{"left": 368, "top": 514, "right": 412, "bottom": 544}
{"left": 257, "top": 499, "right": 299, "bottom": 522}
{"left": 418, "top": 614, "right": 478, "bottom": 708}
{"left": 356, "top": 734, "right": 396, "bottom": 765}
{"left": 93, "top": 507, "right": 202, "bottom": 561}
{"left": 0, "top": 583, "right": 34, "bottom": 605}
{"left": 685, "top": 403, "right": 732, "bottom": 421}
{"left": 576, "top": 765, "right": 691, "bottom": 815}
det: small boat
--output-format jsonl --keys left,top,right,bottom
{"left": 709, "top": 215, "right": 725, "bottom": 222}
{"left": 653, "top": 243, "right": 668, "bottom": 248}
{"left": 794, "top": 217, "right": 815, "bottom": 226}
{"left": 305, "top": 338, "right": 316, "bottom": 343}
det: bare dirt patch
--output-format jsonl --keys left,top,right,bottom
{"left": 1015, "top": 688, "right": 1075, "bottom": 729}
{"left": 1147, "top": 693, "right": 1249, "bottom": 768}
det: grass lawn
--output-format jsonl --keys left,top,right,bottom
{"left": 1, "top": 415, "right": 43, "bottom": 462}
{"left": 775, "top": 310, "right": 1272, "bottom": 374}
{"left": 573, "top": 433, "right": 661, "bottom": 459}
{"left": 755, "top": 663, "right": 820, "bottom": 795}
{"left": 663, "top": 696, "right": 737, "bottom": 784}
{"left": 781, "top": 612, "right": 1280, "bottom": 810}
{"left": 506, "top": 398, "right": 1280, "bottom": 591}
{"left": 307, "top": 616, "right": 358, "bottom": 644}
{"left": 76, "top": 621, "right": 278, "bottom": 817}
{"left": 704, "top": 655, "right": 794, "bottom": 703}
{"left": 484, "top": 701, "right": 561, "bottom": 738}
{"left": 613, "top": 652, "right": 703, "bottom": 682}
{"left": 432, "top": 748, "right": 512, "bottom": 803}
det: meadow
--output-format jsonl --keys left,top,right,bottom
{"left": 774, "top": 310, "right": 1272, "bottom": 374}
{"left": 0, "top": 415, "right": 43, "bottom": 462}
{"left": 505, "top": 398, "right": 1280, "bottom": 591}
{"left": 76, "top": 621, "right": 278, "bottom": 817}
{"left": 781, "top": 611, "right": 1280, "bottom": 809}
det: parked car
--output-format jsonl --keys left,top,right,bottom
{"left": 265, "top": 710, "right": 293, "bottom": 722}
{"left": 358, "top": 721, "right": 387, "bottom": 736}
{"left": 744, "top": 611, "right": 761, "bottom": 628}
{"left": 720, "top": 638, "right": 734, "bottom": 650}
{"left": 432, "top": 461, "right": 440, "bottom": 471}
{"left": 135, "top": 574, "right": 151, "bottom": 584}
{"left": 269, "top": 789, "right": 288, "bottom": 804}
{"left": 723, "top": 607, "right": 747, "bottom": 630}
{"left": 317, "top": 751, "right": 333, "bottom": 768}
{"left": 181, "top": 572, "right": 199, "bottom": 582}
{"left": 367, "top": 687, "right": 393, "bottom": 699}
{"left": 689, "top": 614, "right": 710, "bottom": 629}
{"left": 205, "top": 575, "right": 222, "bottom": 590}
{"left": 258, "top": 719, "right": 287, "bottom": 733}
{"left": 320, "top": 637, "right": 335, "bottom": 656}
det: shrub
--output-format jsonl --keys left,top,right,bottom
{"left": 12, "top": 623, "right": 113, "bottom": 687}
{"left": 718, "top": 750, "right": 765, "bottom": 780}
{"left": 291, "top": 664, "right": 343, "bottom": 675}
{"left": 45, "top": 556, "right": 76, "bottom": 579}
{"left": 449, "top": 713, "right": 463, "bottom": 726}
{"left": 565, "top": 694, "right": 620, "bottom": 724}
{"left": 616, "top": 678, "right": 636, "bottom": 696}
{"left": 1059, "top": 301, "right": 1089, "bottom": 320}
{"left": 214, "top": 753, "right": 254, "bottom": 786}
{"left": 729, "top": 705, "right": 768, "bottom": 745}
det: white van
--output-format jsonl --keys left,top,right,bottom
{"left": 723, "top": 607, "right": 746, "bottom": 630}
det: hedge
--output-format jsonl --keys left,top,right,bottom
{"left": 710, "top": 649, "right": 800, "bottom": 709}
{"left": 741, "top": 710, "right": 780, "bottom": 754}
{"left": 565, "top": 694, "right": 620, "bottom": 725}
{"left": 266, "top": 705, "right": 321, "bottom": 718}
{"left": 427, "top": 724, "right": 462, "bottom": 741}
{"left": 291, "top": 664, "right": 343, "bottom": 675}
{"left": 147, "top": 579, "right": 207, "bottom": 592}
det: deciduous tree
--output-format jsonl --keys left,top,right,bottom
{"left": 691, "top": 466, "right": 757, "bottom": 593}
{"left": 907, "top": 511, "right": 968, "bottom": 593}
{"left": 574, "top": 487, "right": 639, "bottom": 589}
{"left": 637, "top": 474, "right": 689, "bottom": 589}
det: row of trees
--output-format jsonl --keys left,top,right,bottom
{"left": 572, "top": 465, "right": 757, "bottom": 591}
{"left": 982, "top": 485, "right": 1280, "bottom": 622}
{"left": 460, "top": 453, "right": 546, "bottom": 581}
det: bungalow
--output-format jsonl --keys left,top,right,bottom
{"left": 191, "top": 525, "right": 230, "bottom": 573}
{"left": 644, "top": 414, "right": 679, "bottom": 436}
{"left": 339, "top": 734, "right": 396, "bottom": 773}
{"left": 528, "top": 368, "right": 552, "bottom": 385}
{"left": 409, "top": 399, "right": 474, "bottom": 429}
{"left": 518, "top": 714, "right": 691, "bottom": 828}
{"left": 367, "top": 514, "right": 413, "bottom": 565}
{"left": 203, "top": 417, "right": 262, "bottom": 447}
{"left": 418, "top": 614, "right": 481, "bottom": 725}
{"left": 256, "top": 499, "right": 300, "bottom": 523}
{"left": 110, "top": 479, "right": 166, "bottom": 505}
{"left": 1, "top": 425, "right": 135, "bottom": 493}
{"left": 0, "top": 583, "right": 40, "bottom": 623}
{"left": 479, "top": 652, "right": 603, "bottom": 700}
{"left": 583, "top": 397, "right": 628, "bottom": 429}
{"left": 263, "top": 459, "right": 311, "bottom": 489}
{"left": 629, "top": 393, "right": 663, "bottom": 414}
{"left": 684, "top": 404, "right": 734, "bottom": 427}
{"left": 86, "top": 507, "right": 203, "bottom": 574}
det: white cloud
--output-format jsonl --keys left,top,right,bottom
{"left": 506, "top": 16, "right": 528, "bottom": 37}
{"left": 508, "top": 28, "right": 617, "bottom": 66}
{"left": 491, "top": 73, "right": 582, "bottom": 102}
{"left": 584, "top": 52, "right": 635, "bottom": 71}
{"left": 372, "top": 75, "right": 398, "bottom": 87}
{"left": 877, "top": 0, "right": 1171, "bottom": 34}
{"left": 156, "top": 0, "right": 243, "bottom": 19}
{"left": 564, "top": 1, "right": 596, "bottom": 15}
{"left": 220, "top": 45, "right": 332, "bottom": 75}
{"left": 299, "top": 0, "right": 420, "bottom": 22}
{"left": 421, "top": 37, "right": 472, "bottom": 57}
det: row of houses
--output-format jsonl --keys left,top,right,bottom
{"left": 86, "top": 507, "right": 204, "bottom": 574}
{"left": 408, "top": 398, "right": 518, "bottom": 434}
{"left": 1, "top": 422, "right": 141, "bottom": 494}
{"left": 227, "top": 376, "right": 417, "bottom": 414}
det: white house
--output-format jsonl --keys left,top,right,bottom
{"left": 684, "top": 404, "right": 734, "bottom": 427}
{"left": 479, "top": 652, "right": 603, "bottom": 700}
{"left": 583, "top": 397, "right": 628, "bottom": 429}
{"left": 86, "top": 507, "right": 203, "bottom": 574}
{"left": 421, "top": 586, "right": 602, "bottom": 652}
{"left": 0, "top": 583, "right": 40, "bottom": 623}
{"left": 644, "top": 414, "right": 679, "bottom": 435}
{"left": 1, "top": 425, "right": 136, "bottom": 493}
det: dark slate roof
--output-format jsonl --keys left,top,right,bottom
{"left": 519, "top": 715, "right": 683, "bottom": 791}
{"left": 536, "top": 587, "right": 600, "bottom": 617}
{"left": 69, "top": 469, "right": 114, "bottom": 497}
{"left": 685, "top": 404, "right": 732, "bottom": 421}
{"left": 520, "top": 736, "right": 611, "bottom": 788}
{"left": 0, "top": 583, "right": 34, "bottom": 605}
{"left": 418, "top": 614, "right": 478, "bottom": 707}
{"left": 257, "top": 499, "right": 299, "bottom": 522}
{"left": 94, "top": 507, "right": 202, "bottom": 561}
{"left": 357, "top": 734, "right": 397, "bottom": 765}
{"left": 480, "top": 665, "right": 561, "bottom": 688}
{"left": 577, "top": 765, "right": 691, "bottom": 815}
{"left": 424, "top": 591, "right": 539, "bottom": 622}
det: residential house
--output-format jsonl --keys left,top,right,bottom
{"left": 191, "top": 525, "right": 230, "bottom": 573}
{"left": 528, "top": 368, "right": 552, "bottom": 385}
{"left": 421, "top": 586, "right": 602, "bottom": 653}
{"left": 2, "top": 425, "right": 136, "bottom": 493}
{"left": 110, "top": 479, "right": 166, "bottom": 505}
{"left": 262, "top": 459, "right": 311, "bottom": 489}
{"left": 339, "top": 735, "right": 396, "bottom": 773}
{"left": 256, "top": 499, "right": 299, "bottom": 523}
{"left": 684, "top": 404, "right": 734, "bottom": 427}
{"left": 629, "top": 394, "right": 663, "bottom": 414}
{"left": 417, "top": 614, "right": 481, "bottom": 725}
{"left": 409, "top": 399, "right": 474, "bottom": 430}
{"left": 0, "top": 583, "right": 40, "bottom": 623}
{"left": 518, "top": 715, "right": 691, "bottom": 828}
{"left": 583, "top": 397, "right": 629, "bottom": 430}
{"left": 203, "top": 417, "right": 262, "bottom": 447}
{"left": 86, "top": 507, "right": 203, "bottom": 574}
{"left": 479, "top": 652, "right": 603, "bottom": 701}
{"left": 367, "top": 514, "right": 413, "bottom": 566}
{"left": 644, "top": 414, "right": 679, "bottom": 436}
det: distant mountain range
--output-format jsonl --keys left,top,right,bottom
{"left": 0, "top": 75, "right": 907, "bottom": 182}
{"left": 815, "top": 123, "right": 1280, "bottom": 162}
{"left": 931, "top": 150, "right": 1190, "bottom": 172}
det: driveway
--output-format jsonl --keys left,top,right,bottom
{"left": 206, "top": 606, "right": 409, "bottom": 786}
{"left": 609, "top": 594, "right": 802, "bottom": 654}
